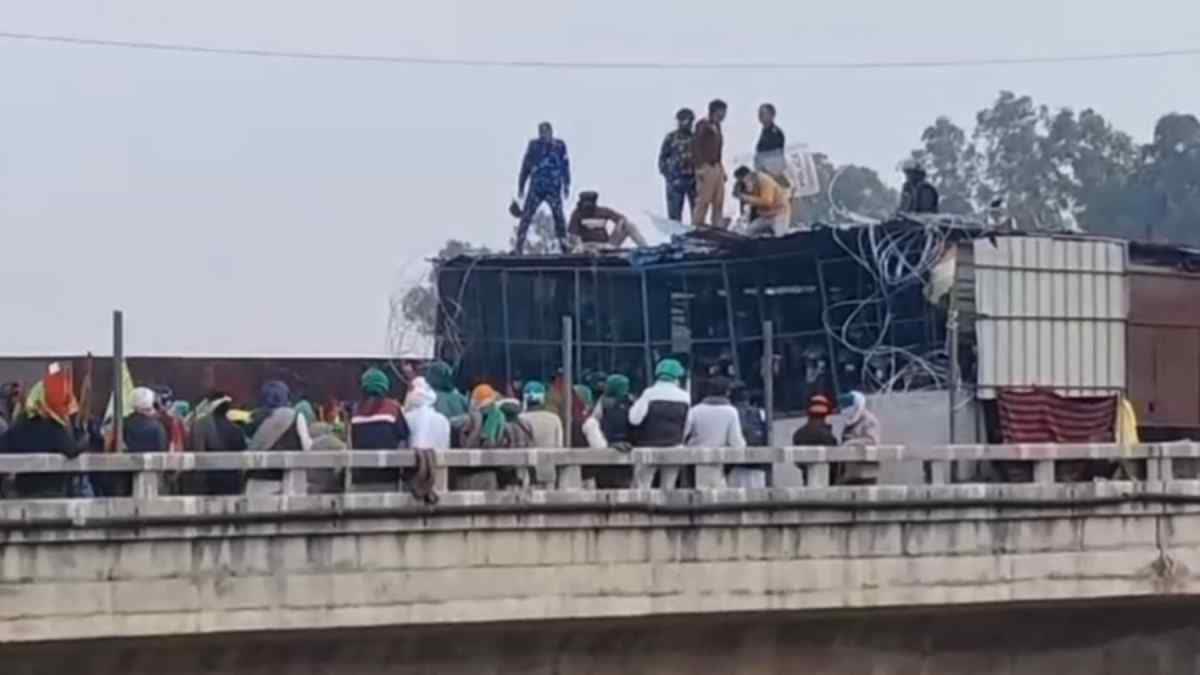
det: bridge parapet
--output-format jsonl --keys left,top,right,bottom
{"left": 3, "top": 444, "right": 1200, "bottom": 646}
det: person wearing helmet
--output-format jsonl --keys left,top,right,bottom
{"left": 629, "top": 358, "right": 692, "bottom": 488}
{"left": 658, "top": 107, "right": 697, "bottom": 222}
{"left": 899, "top": 159, "right": 940, "bottom": 214}
{"left": 567, "top": 191, "right": 649, "bottom": 252}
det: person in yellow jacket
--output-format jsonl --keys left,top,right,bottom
{"left": 733, "top": 165, "right": 791, "bottom": 236}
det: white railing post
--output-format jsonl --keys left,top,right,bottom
{"left": 1034, "top": 459, "right": 1056, "bottom": 484}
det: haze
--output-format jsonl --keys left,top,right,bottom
{"left": 2, "top": 0, "right": 1197, "bottom": 355}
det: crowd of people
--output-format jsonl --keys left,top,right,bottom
{"left": 0, "top": 357, "right": 879, "bottom": 498}
{"left": 512, "top": 99, "right": 941, "bottom": 254}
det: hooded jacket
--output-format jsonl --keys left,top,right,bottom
{"left": 405, "top": 378, "right": 451, "bottom": 450}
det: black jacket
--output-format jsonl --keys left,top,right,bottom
{"left": 124, "top": 412, "right": 168, "bottom": 453}
{"left": 792, "top": 421, "right": 839, "bottom": 447}
{"left": 600, "top": 398, "right": 634, "bottom": 444}
{"left": 0, "top": 416, "right": 81, "bottom": 497}
{"left": 900, "top": 180, "right": 940, "bottom": 214}
{"left": 351, "top": 397, "right": 409, "bottom": 485}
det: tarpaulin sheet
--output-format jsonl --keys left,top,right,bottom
{"left": 996, "top": 388, "right": 1117, "bottom": 444}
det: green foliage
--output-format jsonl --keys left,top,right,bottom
{"left": 802, "top": 152, "right": 898, "bottom": 223}
{"left": 911, "top": 91, "right": 1198, "bottom": 243}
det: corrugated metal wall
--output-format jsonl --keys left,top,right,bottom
{"left": 974, "top": 236, "right": 1127, "bottom": 399}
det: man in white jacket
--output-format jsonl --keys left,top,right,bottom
{"left": 683, "top": 377, "right": 750, "bottom": 487}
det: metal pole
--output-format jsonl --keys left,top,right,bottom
{"left": 562, "top": 315, "right": 574, "bottom": 449}
{"left": 500, "top": 271, "right": 513, "bottom": 388}
{"left": 640, "top": 270, "right": 653, "bottom": 385}
{"left": 763, "top": 320, "right": 775, "bottom": 447}
{"left": 948, "top": 302, "right": 960, "bottom": 444}
{"left": 112, "top": 310, "right": 124, "bottom": 452}
{"left": 720, "top": 263, "right": 741, "bottom": 380}
{"left": 814, "top": 258, "right": 843, "bottom": 402}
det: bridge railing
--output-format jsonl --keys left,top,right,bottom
{"left": 0, "top": 443, "right": 1194, "bottom": 499}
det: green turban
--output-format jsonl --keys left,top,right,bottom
{"left": 604, "top": 374, "right": 631, "bottom": 400}
{"left": 655, "top": 359, "right": 685, "bottom": 383}
{"left": 360, "top": 368, "right": 390, "bottom": 397}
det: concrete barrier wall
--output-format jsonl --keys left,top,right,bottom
{"left": 3, "top": 482, "right": 1200, "bottom": 645}
{"left": 7, "top": 600, "right": 1200, "bottom": 675}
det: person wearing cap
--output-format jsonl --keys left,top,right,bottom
{"left": 515, "top": 121, "right": 571, "bottom": 254}
{"left": 567, "top": 191, "right": 650, "bottom": 251}
{"left": 733, "top": 165, "right": 792, "bottom": 236}
{"left": 659, "top": 107, "right": 697, "bottom": 222}
{"left": 791, "top": 394, "right": 839, "bottom": 447}
{"left": 899, "top": 159, "right": 940, "bottom": 214}
{"left": 520, "top": 380, "right": 564, "bottom": 450}
{"left": 630, "top": 358, "right": 692, "bottom": 488}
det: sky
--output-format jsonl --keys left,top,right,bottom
{"left": 2, "top": 0, "right": 1198, "bottom": 356}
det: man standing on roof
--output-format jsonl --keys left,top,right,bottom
{"left": 899, "top": 159, "right": 940, "bottom": 214}
{"left": 659, "top": 107, "right": 697, "bottom": 222}
{"left": 733, "top": 165, "right": 791, "bottom": 236}
{"left": 692, "top": 99, "right": 728, "bottom": 227}
{"left": 568, "top": 191, "right": 650, "bottom": 251}
{"left": 754, "top": 103, "right": 788, "bottom": 184}
{"left": 516, "top": 122, "right": 571, "bottom": 254}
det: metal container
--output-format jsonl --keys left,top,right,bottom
{"left": 1127, "top": 267, "right": 1200, "bottom": 429}
{"left": 973, "top": 236, "right": 1127, "bottom": 399}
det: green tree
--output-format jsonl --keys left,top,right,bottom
{"left": 1129, "top": 113, "right": 1200, "bottom": 243}
{"left": 909, "top": 116, "right": 978, "bottom": 215}
{"left": 911, "top": 91, "right": 1139, "bottom": 233}
{"left": 800, "top": 152, "right": 898, "bottom": 223}
{"left": 396, "top": 239, "right": 491, "bottom": 339}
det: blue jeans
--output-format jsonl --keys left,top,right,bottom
{"left": 665, "top": 178, "right": 696, "bottom": 222}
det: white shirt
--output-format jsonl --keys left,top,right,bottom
{"left": 405, "top": 406, "right": 451, "bottom": 450}
{"left": 683, "top": 399, "right": 747, "bottom": 449}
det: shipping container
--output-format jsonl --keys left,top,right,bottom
{"left": 0, "top": 354, "right": 423, "bottom": 417}
{"left": 973, "top": 236, "right": 1127, "bottom": 399}
{"left": 1126, "top": 266, "right": 1200, "bottom": 430}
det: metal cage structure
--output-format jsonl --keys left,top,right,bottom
{"left": 435, "top": 221, "right": 959, "bottom": 413}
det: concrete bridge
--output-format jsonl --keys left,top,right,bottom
{"left": 4, "top": 443, "right": 1200, "bottom": 674}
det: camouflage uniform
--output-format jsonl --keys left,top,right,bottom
{"left": 658, "top": 129, "right": 696, "bottom": 222}
{"left": 517, "top": 138, "right": 571, "bottom": 252}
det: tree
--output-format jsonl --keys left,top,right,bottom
{"left": 390, "top": 239, "right": 491, "bottom": 354}
{"left": 911, "top": 91, "right": 1139, "bottom": 233}
{"left": 800, "top": 152, "right": 899, "bottom": 224}
{"left": 1130, "top": 113, "right": 1200, "bottom": 243}
{"left": 909, "top": 116, "right": 978, "bottom": 215}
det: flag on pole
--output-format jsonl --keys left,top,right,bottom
{"left": 102, "top": 363, "right": 136, "bottom": 451}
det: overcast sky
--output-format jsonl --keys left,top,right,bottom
{"left": 2, "top": 0, "right": 1198, "bottom": 356}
